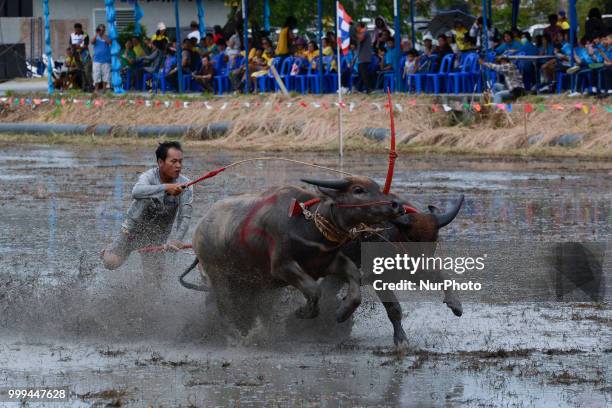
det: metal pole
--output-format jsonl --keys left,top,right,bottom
{"left": 481, "top": 0, "right": 489, "bottom": 55}
{"left": 487, "top": 0, "right": 492, "bottom": 30}
{"left": 43, "top": 0, "right": 53, "bottom": 94}
{"left": 242, "top": 0, "right": 249, "bottom": 93}
{"left": 264, "top": 0, "right": 270, "bottom": 32}
{"left": 317, "top": 0, "right": 324, "bottom": 94}
{"left": 511, "top": 0, "right": 520, "bottom": 30}
{"left": 196, "top": 0, "right": 206, "bottom": 39}
{"left": 174, "top": 0, "right": 183, "bottom": 93}
{"left": 393, "top": 0, "right": 400, "bottom": 92}
{"left": 336, "top": 0, "right": 343, "bottom": 159}
{"left": 568, "top": 0, "right": 577, "bottom": 67}
{"left": 409, "top": 0, "right": 416, "bottom": 49}
{"left": 106, "top": 0, "right": 125, "bottom": 94}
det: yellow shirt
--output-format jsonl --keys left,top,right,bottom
{"left": 133, "top": 44, "right": 146, "bottom": 57}
{"left": 306, "top": 50, "right": 319, "bottom": 62}
{"left": 558, "top": 21, "right": 570, "bottom": 31}
{"left": 454, "top": 27, "right": 469, "bottom": 51}
{"left": 276, "top": 27, "right": 290, "bottom": 55}
{"left": 323, "top": 46, "right": 334, "bottom": 56}
{"left": 151, "top": 33, "right": 168, "bottom": 42}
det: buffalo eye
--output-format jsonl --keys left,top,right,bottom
{"left": 352, "top": 186, "right": 365, "bottom": 194}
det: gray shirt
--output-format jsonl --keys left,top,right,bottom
{"left": 357, "top": 31, "right": 373, "bottom": 63}
{"left": 122, "top": 167, "right": 193, "bottom": 242}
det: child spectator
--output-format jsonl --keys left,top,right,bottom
{"left": 495, "top": 31, "right": 521, "bottom": 55}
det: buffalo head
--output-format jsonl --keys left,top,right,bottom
{"left": 392, "top": 194, "right": 464, "bottom": 241}
{"left": 301, "top": 176, "right": 404, "bottom": 229}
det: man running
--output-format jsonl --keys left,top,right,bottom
{"left": 102, "top": 141, "right": 193, "bottom": 284}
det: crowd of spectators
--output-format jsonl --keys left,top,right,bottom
{"left": 54, "top": 7, "right": 611, "bottom": 100}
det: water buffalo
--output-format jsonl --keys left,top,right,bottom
{"left": 191, "top": 176, "right": 405, "bottom": 335}
{"left": 340, "top": 194, "right": 465, "bottom": 345}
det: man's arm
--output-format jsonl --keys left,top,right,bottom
{"left": 173, "top": 185, "right": 194, "bottom": 242}
{"left": 132, "top": 170, "right": 165, "bottom": 199}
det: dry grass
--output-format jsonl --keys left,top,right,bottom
{"left": 1, "top": 94, "right": 610, "bottom": 157}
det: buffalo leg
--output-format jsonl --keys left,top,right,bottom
{"left": 363, "top": 272, "right": 408, "bottom": 346}
{"left": 272, "top": 259, "right": 321, "bottom": 319}
{"left": 326, "top": 254, "right": 362, "bottom": 323}
{"left": 430, "top": 268, "right": 463, "bottom": 316}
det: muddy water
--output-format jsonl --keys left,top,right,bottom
{"left": 0, "top": 144, "right": 610, "bottom": 407}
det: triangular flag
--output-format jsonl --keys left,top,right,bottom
{"left": 552, "top": 104, "right": 563, "bottom": 110}
{"left": 442, "top": 104, "right": 452, "bottom": 112}
{"left": 473, "top": 103, "right": 481, "bottom": 112}
{"left": 574, "top": 103, "right": 583, "bottom": 110}
{"left": 524, "top": 103, "right": 533, "bottom": 113}
{"left": 221, "top": 102, "right": 227, "bottom": 110}
{"left": 496, "top": 103, "right": 506, "bottom": 111}
{"left": 582, "top": 105, "right": 589, "bottom": 114}
{"left": 605, "top": 105, "right": 612, "bottom": 113}
{"left": 463, "top": 102, "right": 470, "bottom": 110}
{"left": 349, "top": 102, "right": 355, "bottom": 112}
{"left": 299, "top": 101, "right": 308, "bottom": 108}
{"left": 538, "top": 104, "right": 546, "bottom": 112}
{"left": 506, "top": 104, "right": 512, "bottom": 113}
{"left": 395, "top": 103, "right": 403, "bottom": 112}
{"left": 409, "top": 99, "right": 417, "bottom": 106}
{"left": 431, "top": 104, "right": 439, "bottom": 113}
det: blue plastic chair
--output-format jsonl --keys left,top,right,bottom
{"left": 276, "top": 56, "right": 294, "bottom": 91}
{"left": 382, "top": 55, "right": 407, "bottom": 92}
{"left": 598, "top": 67, "right": 612, "bottom": 94}
{"left": 212, "top": 54, "right": 230, "bottom": 94}
{"left": 256, "top": 57, "right": 281, "bottom": 92}
{"left": 571, "top": 68, "right": 593, "bottom": 94}
{"left": 404, "top": 55, "right": 437, "bottom": 94}
{"left": 448, "top": 53, "right": 478, "bottom": 94}
{"left": 290, "top": 58, "right": 310, "bottom": 94}
{"left": 307, "top": 57, "right": 325, "bottom": 94}
{"left": 425, "top": 53, "right": 454, "bottom": 94}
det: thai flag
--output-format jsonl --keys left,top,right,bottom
{"left": 337, "top": 2, "right": 352, "bottom": 55}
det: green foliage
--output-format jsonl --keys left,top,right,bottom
{"left": 118, "top": 23, "right": 147, "bottom": 47}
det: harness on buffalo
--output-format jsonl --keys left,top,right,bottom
{"left": 298, "top": 202, "right": 388, "bottom": 245}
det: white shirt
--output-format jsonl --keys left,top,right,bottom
{"left": 187, "top": 30, "right": 201, "bottom": 42}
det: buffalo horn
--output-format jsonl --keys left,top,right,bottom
{"left": 435, "top": 194, "right": 465, "bottom": 229}
{"left": 301, "top": 178, "right": 351, "bottom": 191}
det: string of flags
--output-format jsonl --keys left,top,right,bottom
{"left": 1, "top": 96, "right": 611, "bottom": 115}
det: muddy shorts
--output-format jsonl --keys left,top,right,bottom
{"left": 106, "top": 229, "right": 139, "bottom": 260}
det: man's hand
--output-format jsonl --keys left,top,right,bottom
{"left": 167, "top": 240, "right": 185, "bottom": 252}
{"left": 164, "top": 183, "right": 187, "bottom": 196}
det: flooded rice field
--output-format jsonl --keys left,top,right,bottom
{"left": 0, "top": 143, "right": 610, "bottom": 407}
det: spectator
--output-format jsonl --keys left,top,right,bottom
{"left": 294, "top": 37, "right": 308, "bottom": 58}
{"left": 534, "top": 34, "right": 545, "bottom": 54}
{"left": 151, "top": 22, "right": 168, "bottom": 42}
{"left": 131, "top": 36, "right": 147, "bottom": 57}
{"left": 135, "top": 39, "right": 165, "bottom": 87}
{"left": 227, "top": 28, "right": 242, "bottom": 58}
{"left": 120, "top": 39, "right": 137, "bottom": 86}
{"left": 519, "top": 32, "right": 538, "bottom": 55}
{"left": 373, "top": 16, "right": 391, "bottom": 49}
{"left": 91, "top": 24, "right": 112, "bottom": 93}
{"left": 187, "top": 21, "right": 201, "bottom": 42}
{"left": 595, "top": 34, "right": 612, "bottom": 94}
{"left": 69, "top": 23, "right": 91, "bottom": 91}
{"left": 400, "top": 38, "right": 413, "bottom": 55}
{"left": 433, "top": 34, "right": 453, "bottom": 63}
{"left": 403, "top": 48, "right": 419, "bottom": 90}
{"left": 276, "top": 16, "right": 297, "bottom": 61}
{"left": 585, "top": 8, "right": 607, "bottom": 42}
{"left": 305, "top": 40, "right": 319, "bottom": 63}
{"left": 470, "top": 16, "right": 499, "bottom": 51}
{"left": 480, "top": 56, "right": 525, "bottom": 103}
{"left": 355, "top": 22, "right": 373, "bottom": 92}
{"left": 322, "top": 38, "right": 334, "bottom": 57}
{"left": 543, "top": 14, "right": 562, "bottom": 54}
{"left": 375, "top": 39, "right": 396, "bottom": 89}
{"left": 453, "top": 20, "right": 470, "bottom": 51}
{"left": 55, "top": 47, "right": 81, "bottom": 90}
{"left": 539, "top": 31, "right": 572, "bottom": 92}
{"left": 495, "top": 31, "right": 521, "bottom": 55}
{"left": 203, "top": 34, "right": 219, "bottom": 56}
{"left": 421, "top": 33, "right": 434, "bottom": 56}
{"left": 166, "top": 38, "right": 193, "bottom": 91}
{"left": 192, "top": 55, "right": 215, "bottom": 92}
{"left": 213, "top": 25, "right": 224, "bottom": 43}
{"left": 557, "top": 10, "right": 570, "bottom": 41}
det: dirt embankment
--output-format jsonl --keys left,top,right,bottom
{"left": 1, "top": 94, "right": 610, "bottom": 157}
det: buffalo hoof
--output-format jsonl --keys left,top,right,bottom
{"left": 393, "top": 322, "right": 408, "bottom": 346}
{"left": 443, "top": 297, "right": 463, "bottom": 317}
{"left": 295, "top": 303, "right": 319, "bottom": 319}
{"left": 335, "top": 298, "right": 360, "bottom": 323}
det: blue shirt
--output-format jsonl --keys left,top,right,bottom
{"left": 495, "top": 40, "right": 521, "bottom": 55}
{"left": 575, "top": 47, "right": 593, "bottom": 65}
{"left": 518, "top": 42, "right": 538, "bottom": 56}
{"left": 384, "top": 48, "right": 397, "bottom": 66}
{"left": 92, "top": 36, "right": 111, "bottom": 63}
